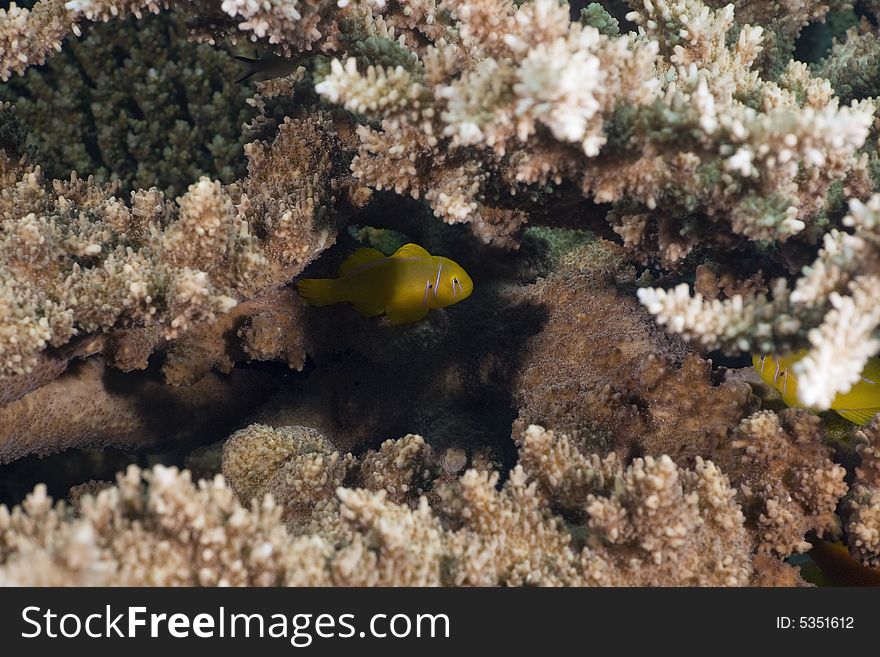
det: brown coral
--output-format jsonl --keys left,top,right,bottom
{"left": 0, "top": 359, "right": 276, "bottom": 464}
{"left": 512, "top": 239, "right": 751, "bottom": 460}
{"left": 0, "top": 99, "right": 359, "bottom": 398}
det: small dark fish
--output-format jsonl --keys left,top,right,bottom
{"left": 233, "top": 54, "right": 300, "bottom": 84}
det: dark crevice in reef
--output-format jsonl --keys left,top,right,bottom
{"left": 255, "top": 199, "right": 551, "bottom": 475}
{"left": 0, "top": 448, "right": 162, "bottom": 508}
{"left": 0, "top": 203, "right": 552, "bottom": 506}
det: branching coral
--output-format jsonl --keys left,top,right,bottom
{"left": 0, "top": 99, "right": 358, "bottom": 383}
{"left": 0, "top": 464, "right": 304, "bottom": 585}
{"left": 0, "top": 1, "right": 77, "bottom": 82}
{"left": 308, "top": 0, "right": 875, "bottom": 250}
{"left": 0, "top": 11, "right": 256, "bottom": 195}
{"left": 725, "top": 409, "right": 847, "bottom": 556}
{"left": 814, "top": 19, "right": 880, "bottom": 103}
{"left": 0, "top": 425, "right": 755, "bottom": 585}
{"left": 639, "top": 194, "right": 880, "bottom": 409}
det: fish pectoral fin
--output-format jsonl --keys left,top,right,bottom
{"left": 339, "top": 247, "right": 386, "bottom": 278}
{"left": 385, "top": 306, "right": 429, "bottom": 325}
{"left": 835, "top": 407, "right": 880, "bottom": 426}
{"left": 391, "top": 243, "right": 431, "bottom": 260}
{"left": 352, "top": 301, "right": 384, "bottom": 318}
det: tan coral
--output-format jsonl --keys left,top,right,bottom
{"left": 0, "top": 1, "right": 76, "bottom": 82}
{"left": 843, "top": 420, "right": 880, "bottom": 566}
{"left": 0, "top": 103, "right": 358, "bottom": 389}
{"left": 725, "top": 409, "right": 848, "bottom": 556}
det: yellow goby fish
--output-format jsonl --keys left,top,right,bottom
{"left": 297, "top": 243, "right": 474, "bottom": 325}
{"left": 753, "top": 352, "right": 880, "bottom": 425}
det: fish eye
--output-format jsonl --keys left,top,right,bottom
{"left": 452, "top": 277, "right": 459, "bottom": 285}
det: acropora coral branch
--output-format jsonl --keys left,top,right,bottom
{"left": 308, "top": 0, "right": 875, "bottom": 249}
{"left": 0, "top": 105, "right": 359, "bottom": 381}
{"left": 0, "top": 425, "right": 756, "bottom": 586}
{"left": 639, "top": 195, "right": 880, "bottom": 409}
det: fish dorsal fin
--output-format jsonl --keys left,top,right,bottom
{"left": 339, "top": 247, "right": 386, "bottom": 278}
{"left": 859, "top": 357, "right": 880, "bottom": 384}
{"left": 391, "top": 243, "right": 431, "bottom": 260}
{"left": 836, "top": 408, "right": 880, "bottom": 426}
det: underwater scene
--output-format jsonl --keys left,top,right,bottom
{"left": 1, "top": 0, "right": 880, "bottom": 588}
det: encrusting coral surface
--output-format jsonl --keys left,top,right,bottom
{"left": 3, "top": 0, "right": 880, "bottom": 585}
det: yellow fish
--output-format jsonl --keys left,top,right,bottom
{"left": 753, "top": 352, "right": 880, "bottom": 425}
{"left": 297, "top": 243, "right": 474, "bottom": 325}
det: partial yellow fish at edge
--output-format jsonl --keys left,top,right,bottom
{"left": 297, "top": 243, "right": 474, "bottom": 325}
{"left": 753, "top": 352, "right": 880, "bottom": 425}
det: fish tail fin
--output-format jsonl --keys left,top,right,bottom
{"left": 297, "top": 278, "right": 339, "bottom": 306}
{"left": 233, "top": 56, "right": 260, "bottom": 84}
{"left": 836, "top": 407, "right": 880, "bottom": 425}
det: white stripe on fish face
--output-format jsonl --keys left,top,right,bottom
{"left": 773, "top": 361, "right": 780, "bottom": 385}
{"left": 861, "top": 375, "right": 878, "bottom": 385}
{"left": 423, "top": 280, "right": 431, "bottom": 307}
{"left": 434, "top": 262, "right": 442, "bottom": 298}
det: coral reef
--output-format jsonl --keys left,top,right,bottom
{"left": 0, "top": 425, "right": 754, "bottom": 586}
{"left": 3, "top": 0, "right": 880, "bottom": 586}
{"left": 0, "top": 103, "right": 359, "bottom": 388}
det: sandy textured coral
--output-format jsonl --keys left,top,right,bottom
{"left": 749, "top": 553, "right": 811, "bottom": 587}
{"left": 512, "top": 239, "right": 751, "bottom": 460}
{"left": 0, "top": 424, "right": 754, "bottom": 585}
{"left": 221, "top": 424, "right": 346, "bottom": 511}
{"left": 843, "top": 418, "right": 880, "bottom": 566}
{"left": 160, "top": 287, "right": 307, "bottom": 386}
